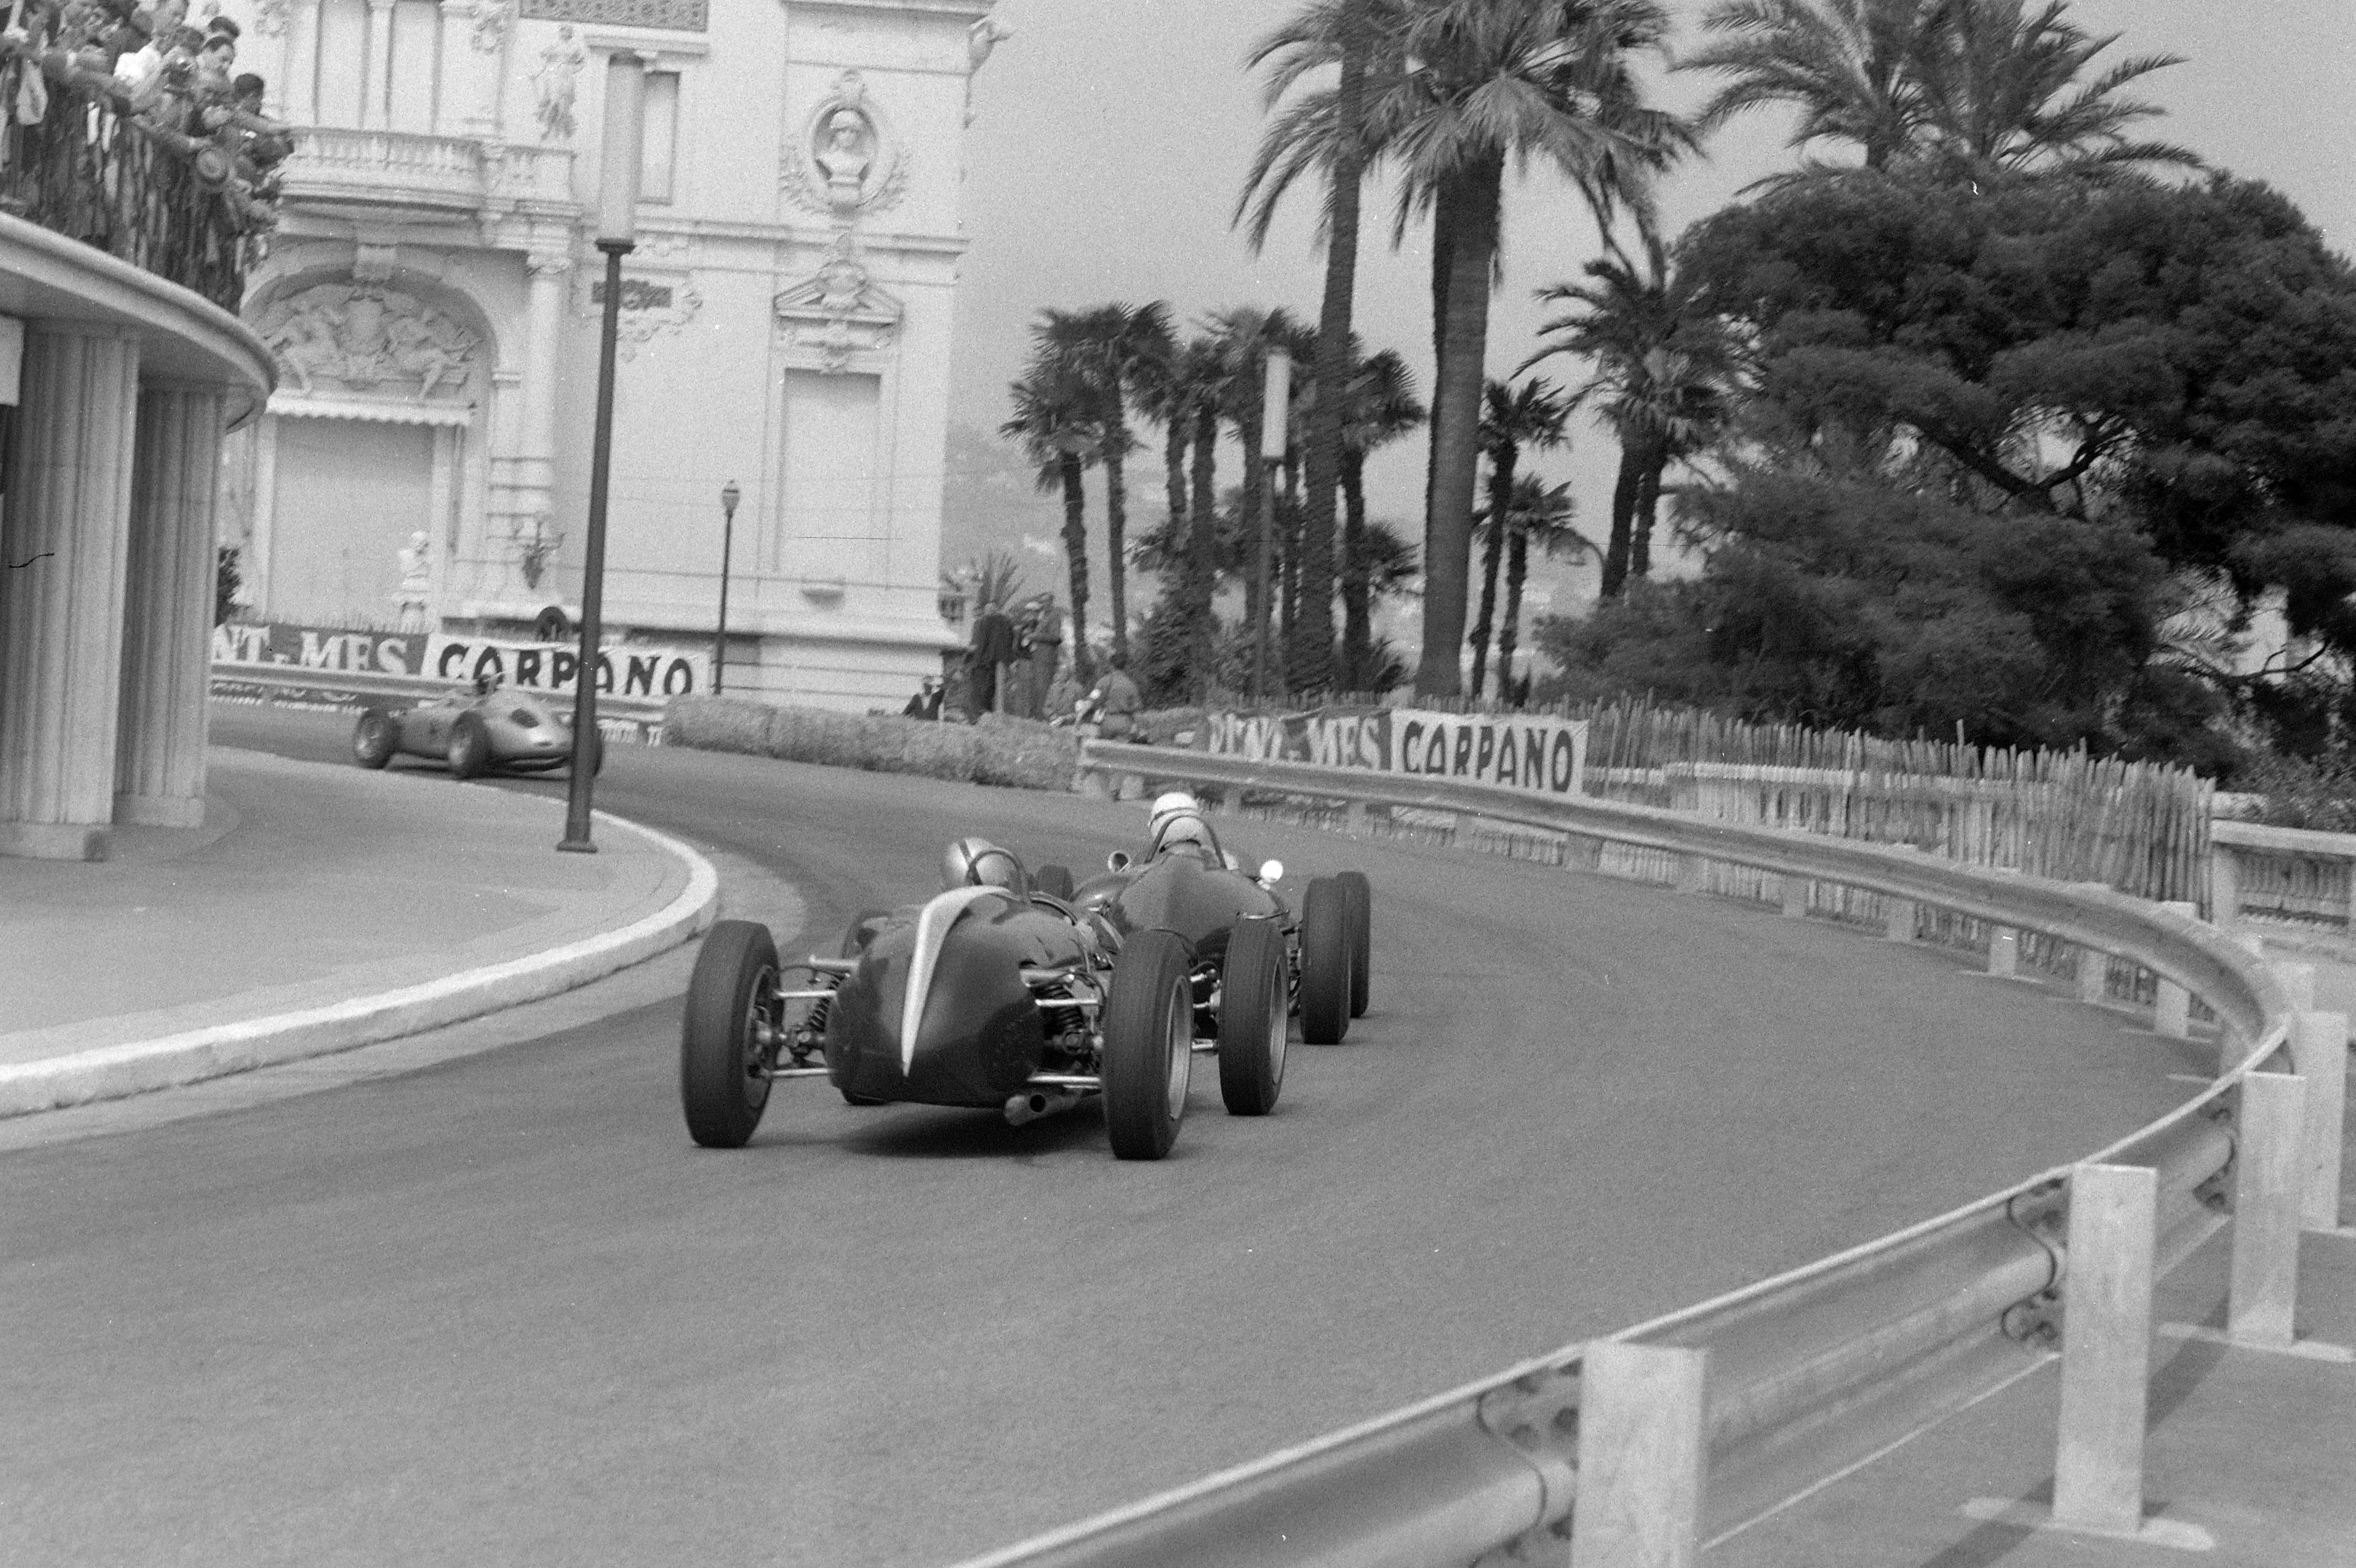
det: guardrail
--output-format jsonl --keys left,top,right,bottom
{"left": 951, "top": 743, "right": 2347, "bottom": 1567}
{"left": 209, "top": 662, "right": 670, "bottom": 731}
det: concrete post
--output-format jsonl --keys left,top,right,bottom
{"left": 1884, "top": 897, "right": 1915, "bottom": 943}
{"left": 2274, "top": 961, "right": 2316, "bottom": 1015}
{"left": 2053, "top": 1162, "right": 2156, "bottom": 1538}
{"left": 0, "top": 324, "right": 143, "bottom": 860}
{"left": 1676, "top": 852, "right": 1706, "bottom": 895}
{"left": 1987, "top": 926, "right": 2019, "bottom": 977}
{"left": 2210, "top": 847, "right": 2241, "bottom": 929}
{"left": 1342, "top": 799, "right": 1365, "bottom": 836}
{"left": 2296, "top": 1012, "right": 2348, "bottom": 1232}
{"left": 2077, "top": 949, "right": 2109, "bottom": 1007}
{"left": 2228, "top": 1072, "right": 2307, "bottom": 1347}
{"left": 114, "top": 385, "right": 228, "bottom": 829}
{"left": 2153, "top": 902, "right": 2195, "bottom": 1038}
{"left": 1569, "top": 1343, "right": 1708, "bottom": 1568}
{"left": 1779, "top": 875, "right": 1808, "bottom": 919}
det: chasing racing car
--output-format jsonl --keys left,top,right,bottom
{"left": 349, "top": 677, "right": 600, "bottom": 780}
{"left": 678, "top": 821, "right": 1367, "bottom": 1161}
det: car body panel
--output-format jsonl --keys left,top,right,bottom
{"left": 824, "top": 886, "right": 1101, "bottom": 1108}
{"left": 386, "top": 689, "right": 578, "bottom": 769}
{"left": 1074, "top": 844, "right": 1286, "bottom": 967}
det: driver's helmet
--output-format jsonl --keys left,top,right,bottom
{"left": 1147, "top": 791, "right": 1213, "bottom": 858}
{"left": 942, "top": 836, "right": 1025, "bottom": 893}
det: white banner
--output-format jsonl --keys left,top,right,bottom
{"left": 1202, "top": 706, "right": 1587, "bottom": 797}
{"left": 425, "top": 635, "right": 711, "bottom": 699}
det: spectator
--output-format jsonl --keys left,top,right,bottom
{"left": 968, "top": 597, "right": 1016, "bottom": 715}
{"left": 1087, "top": 651, "right": 1143, "bottom": 742}
{"left": 901, "top": 675, "right": 943, "bottom": 720}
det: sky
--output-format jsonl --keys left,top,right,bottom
{"left": 946, "top": 0, "right": 2356, "bottom": 631}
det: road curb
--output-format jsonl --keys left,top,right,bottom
{"left": 0, "top": 807, "right": 718, "bottom": 1117}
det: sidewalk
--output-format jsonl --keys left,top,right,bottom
{"left": 0, "top": 747, "right": 715, "bottom": 1116}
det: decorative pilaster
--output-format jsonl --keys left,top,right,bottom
{"left": 273, "top": 0, "right": 318, "bottom": 123}
{"left": 363, "top": 0, "right": 398, "bottom": 128}
{"left": 0, "top": 325, "right": 143, "bottom": 860}
{"left": 115, "top": 386, "right": 229, "bottom": 829}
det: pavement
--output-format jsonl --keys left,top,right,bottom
{"left": 0, "top": 744, "right": 716, "bottom": 1117}
{"left": 2, "top": 711, "right": 2349, "bottom": 1568}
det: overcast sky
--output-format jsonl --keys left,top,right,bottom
{"left": 949, "top": 0, "right": 2356, "bottom": 584}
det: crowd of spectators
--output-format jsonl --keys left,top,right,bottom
{"left": 0, "top": 0, "right": 290, "bottom": 235}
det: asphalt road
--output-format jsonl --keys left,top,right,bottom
{"left": 1, "top": 705, "right": 2209, "bottom": 1568}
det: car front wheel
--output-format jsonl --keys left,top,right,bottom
{"left": 680, "top": 920, "right": 778, "bottom": 1147}
{"left": 446, "top": 711, "right": 491, "bottom": 779}
{"left": 1218, "top": 916, "right": 1288, "bottom": 1115}
{"left": 352, "top": 708, "right": 397, "bottom": 769}
{"left": 1101, "top": 928, "right": 1191, "bottom": 1160}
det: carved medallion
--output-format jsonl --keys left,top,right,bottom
{"left": 783, "top": 70, "right": 908, "bottom": 217}
{"left": 773, "top": 236, "right": 901, "bottom": 373}
{"left": 254, "top": 285, "right": 482, "bottom": 401}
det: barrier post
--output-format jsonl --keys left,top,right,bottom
{"left": 1676, "top": 853, "right": 1707, "bottom": 895}
{"left": 1342, "top": 799, "right": 1365, "bottom": 836}
{"left": 1987, "top": 926, "right": 2019, "bottom": 977}
{"left": 2210, "top": 846, "right": 2241, "bottom": 930}
{"left": 1569, "top": 1343, "right": 1707, "bottom": 1568}
{"left": 1779, "top": 874, "right": 1808, "bottom": 919}
{"left": 2052, "top": 1162, "right": 2156, "bottom": 1538}
{"left": 2077, "top": 949, "right": 2109, "bottom": 1006}
{"left": 2297, "top": 1012, "right": 2348, "bottom": 1231}
{"left": 1884, "top": 896, "right": 1915, "bottom": 943}
{"left": 2228, "top": 1072, "right": 2307, "bottom": 1347}
{"left": 2153, "top": 902, "right": 2195, "bottom": 1038}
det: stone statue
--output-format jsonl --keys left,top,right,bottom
{"left": 531, "top": 24, "right": 585, "bottom": 142}
{"left": 967, "top": 15, "right": 1012, "bottom": 71}
{"left": 813, "top": 108, "right": 871, "bottom": 204}
{"left": 394, "top": 530, "right": 432, "bottom": 629}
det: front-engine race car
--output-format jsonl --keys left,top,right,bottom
{"left": 678, "top": 835, "right": 1304, "bottom": 1161}
{"left": 349, "top": 678, "right": 599, "bottom": 780}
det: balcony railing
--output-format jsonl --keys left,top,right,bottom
{"left": 0, "top": 51, "right": 275, "bottom": 315}
{"left": 281, "top": 127, "right": 576, "bottom": 212}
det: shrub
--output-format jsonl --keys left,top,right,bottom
{"left": 665, "top": 696, "right": 1078, "bottom": 792}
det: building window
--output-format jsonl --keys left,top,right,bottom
{"left": 640, "top": 71, "right": 680, "bottom": 204}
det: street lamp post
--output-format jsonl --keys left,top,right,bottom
{"left": 559, "top": 51, "right": 647, "bottom": 855}
{"left": 1252, "top": 348, "right": 1291, "bottom": 701}
{"left": 713, "top": 479, "right": 740, "bottom": 696}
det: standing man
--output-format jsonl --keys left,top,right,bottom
{"left": 968, "top": 597, "right": 1016, "bottom": 715}
{"left": 1026, "top": 594, "right": 1063, "bottom": 720}
{"left": 1088, "top": 651, "right": 1143, "bottom": 742}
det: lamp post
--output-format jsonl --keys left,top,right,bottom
{"left": 1252, "top": 347, "right": 1291, "bottom": 701}
{"left": 559, "top": 51, "right": 646, "bottom": 855}
{"left": 713, "top": 479, "right": 740, "bottom": 695}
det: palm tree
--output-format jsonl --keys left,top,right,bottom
{"left": 1337, "top": 347, "right": 1425, "bottom": 689}
{"left": 1240, "top": 0, "right": 1403, "bottom": 694}
{"left": 1469, "top": 376, "right": 1572, "bottom": 697}
{"left": 1036, "top": 302, "right": 1174, "bottom": 666}
{"left": 1493, "top": 475, "right": 1588, "bottom": 701}
{"left": 1368, "top": 0, "right": 1689, "bottom": 696}
{"left": 1683, "top": 0, "right": 2198, "bottom": 187}
{"left": 1524, "top": 242, "right": 1740, "bottom": 597}
{"left": 999, "top": 360, "right": 1103, "bottom": 683}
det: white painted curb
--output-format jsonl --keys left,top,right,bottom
{"left": 0, "top": 808, "right": 718, "bottom": 1117}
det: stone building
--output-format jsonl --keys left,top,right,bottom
{"left": 220, "top": 0, "right": 1003, "bottom": 706}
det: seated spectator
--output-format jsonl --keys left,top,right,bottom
{"left": 1085, "top": 652, "right": 1143, "bottom": 742}
{"left": 901, "top": 675, "right": 943, "bottom": 720}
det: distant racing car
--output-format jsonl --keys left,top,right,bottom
{"left": 349, "top": 680, "right": 600, "bottom": 779}
{"left": 678, "top": 835, "right": 1304, "bottom": 1161}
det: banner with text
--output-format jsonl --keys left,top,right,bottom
{"left": 211, "top": 621, "right": 429, "bottom": 677}
{"left": 1202, "top": 706, "right": 1587, "bottom": 797}
{"left": 209, "top": 622, "right": 709, "bottom": 698}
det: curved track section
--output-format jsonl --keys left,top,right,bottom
{"left": 0, "top": 707, "right": 2208, "bottom": 1568}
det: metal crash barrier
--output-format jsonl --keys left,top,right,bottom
{"left": 949, "top": 742, "right": 2342, "bottom": 1567}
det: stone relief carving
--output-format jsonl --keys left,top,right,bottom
{"left": 251, "top": 0, "right": 293, "bottom": 38}
{"left": 572, "top": 267, "right": 704, "bottom": 359}
{"left": 256, "top": 285, "right": 482, "bottom": 400}
{"left": 964, "top": 15, "right": 1012, "bottom": 125}
{"left": 470, "top": 0, "right": 517, "bottom": 53}
{"left": 783, "top": 71, "right": 908, "bottom": 217}
{"left": 531, "top": 25, "right": 587, "bottom": 142}
{"left": 772, "top": 235, "right": 901, "bottom": 373}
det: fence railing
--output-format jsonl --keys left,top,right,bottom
{"left": 0, "top": 51, "right": 270, "bottom": 312}
{"left": 948, "top": 742, "right": 2345, "bottom": 1567}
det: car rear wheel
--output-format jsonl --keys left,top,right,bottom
{"left": 681, "top": 920, "right": 778, "bottom": 1147}
{"left": 446, "top": 711, "right": 491, "bottom": 779}
{"left": 352, "top": 708, "right": 397, "bottom": 769}
{"left": 1297, "top": 877, "right": 1351, "bottom": 1045}
{"left": 1337, "top": 870, "right": 1372, "bottom": 1018}
{"left": 1101, "top": 928, "right": 1191, "bottom": 1160}
{"left": 1218, "top": 916, "right": 1288, "bottom": 1115}
{"left": 1034, "top": 863, "right": 1075, "bottom": 902}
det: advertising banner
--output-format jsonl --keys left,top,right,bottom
{"left": 210, "top": 621, "right": 429, "bottom": 676}
{"left": 424, "top": 635, "right": 710, "bottom": 699}
{"left": 1202, "top": 706, "right": 1587, "bottom": 798}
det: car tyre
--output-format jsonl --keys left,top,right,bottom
{"left": 352, "top": 708, "right": 397, "bottom": 769}
{"left": 447, "top": 711, "right": 491, "bottom": 779}
{"left": 1034, "top": 863, "right": 1076, "bottom": 902}
{"left": 1218, "top": 916, "right": 1288, "bottom": 1115}
{"left": 1101, "top": 928, "right": 1191, "bottom": 1161}
{"left": 1297, "top": 877, "right": 1351, "bottom": 1045}
{"left": 681, "top": 920, "right": 777, "bottom": 1147}
{"left": 1337, "top": 870, "right": 1372, "bottom": 1018}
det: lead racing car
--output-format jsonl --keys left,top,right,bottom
{"left": 678, "top": 824, "right": 1370, "bottom": 1161}
{"left": 349, "top": 677, "right": 600, "bottom": 780}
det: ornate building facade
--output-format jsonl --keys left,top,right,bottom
{"left": 220, "top": 0, "right": 1004, "bottom": 706}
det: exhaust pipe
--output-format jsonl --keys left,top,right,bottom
{"left": 1004, "top": 1088, "right": 1085, "bottom": 1126}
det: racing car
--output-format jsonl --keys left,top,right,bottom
{"left": 678, "top": 833, "right": 1321, "bottom": 1161}
{"left": 349, "top": 680, "right": 599, "bottom": 780}
{"left": 1067, "top": 792, "right": 1373, "bottom": 1052}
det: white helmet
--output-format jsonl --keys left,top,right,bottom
{"left": 1148, "top": 791, "right": 1201, "bottom": 839}
{"left": 941, "top": 836, "right": 1025, "bottom": 893}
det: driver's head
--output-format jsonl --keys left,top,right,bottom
{"left": 942, "top": 836, "right": 1023, "bottom": 892}
{"left": 1148, "top": 791, "right": 1201, "bottom": 841}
